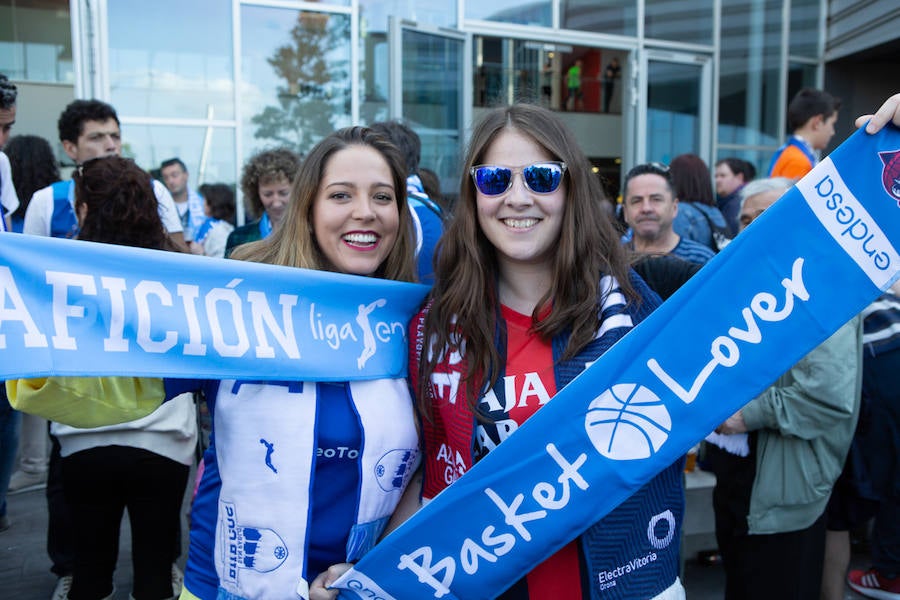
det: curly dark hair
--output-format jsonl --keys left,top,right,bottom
{"left": 74, "top": 156, "right": 175, "bottom": 251}
{"left": 198, "top": 182, "right": 235, "bottom": 224}
{"left": 58, "top": 99, "right": 119, "bottom": 144}
{"left": 239, "top": 147, "right": 302, "bottom": 219}
{"left": 4, "top": 135, "right": 60, "bottom": 220}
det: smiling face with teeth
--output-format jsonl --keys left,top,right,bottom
{"left": 312, "top": 144, "right": 400, "bottom": 276}
{"left": 475, "top": 127, "right": 566, "bottom": 274}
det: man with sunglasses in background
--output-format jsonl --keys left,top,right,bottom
{"left": 621, "top": 162, "right": 715, "bottom": 266}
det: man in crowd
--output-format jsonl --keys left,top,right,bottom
{"left": 707, "top": 177, "right": 862, "bottom": 599}
{"left": 621, "top": 162, "right": 715, "bottom": 265}
{"left": 602, "top": 56, "right": 620, "bottom": 113}
{"left": 21, "top": 98, "right": 186, "bottom": 600}
{"left": 714, "top": 157, "right": 755, "bottom": 236}
{"left": 369, "top": 120, "right": 444, "bottom": 284}
{"left": 160, "top": 157, "right": 205, "bottom": 243}
{"left": 23, "top": 99, "right": 185, "bottom": 245}
{"left": 768, "top": 88, "right": 840, "bottom": 180}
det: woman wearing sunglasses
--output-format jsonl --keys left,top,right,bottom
{"left": 404, "top": 103, "right": 686, "bottom": 599}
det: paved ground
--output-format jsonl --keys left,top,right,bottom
{"left": 1, "top": 483, "right": 191, "bottom": 599}
{"left": 0, "top": 482, "right": 873, "bottom": 599}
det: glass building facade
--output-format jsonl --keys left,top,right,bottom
{"left": 0, "top": 0, "right": 857, "bottom": 219}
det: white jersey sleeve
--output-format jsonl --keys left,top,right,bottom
{"left": 0, "top": 151, "right": 19, "bottom": 218}
{"left": 153, "top": 179, "right": 183, "bottom": 233}
{"left": 22, "top": 185, "right": 54, "bottom": 237}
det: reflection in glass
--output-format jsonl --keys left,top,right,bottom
{"left": 359, "top": 0, "right": 456, "bottom": 31}
{"left": 241, "top": 6, "right": 351, "bottom": 159}
{"left": 473, "top": 37, "right": 620, "bottom": 115}
{"left": 645, "top": 0, "right": 713, "bottom": 46}
{"left": 107, "top": 1, "right": 233, "bottom": 120}
{"left": 466, "top": 0, "right": 551, "bottom": 27}
{"left": 718, "top": 0, "right": 782, "bottom": 147}
{"left": 120, "top": 125, "right": 237, "bottom": 191}
{"left": 474, "top": 37, "right": 563, "bottom": 110}
{"left": 646, "top": 61, "right": 702, "bottom": 164}
{"left": 787, "top": 62, "right": 817, "bottom": 102}
{"left": 561, "top": 0, "right": 636, "bottom": 36}
{"left": 402, "top": 29, "right": 464, "bottom": 195}
{"left": 357, "top": 0, "right": 458, "bottom": 126}
{"left": 0, "top": 0, "right": 73, "bottom": 83}
{"left": 790, "top": 0, "right": 821, "bottom": 58}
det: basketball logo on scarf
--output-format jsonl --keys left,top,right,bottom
{"left": 879, "top": 149, "right": 900, "bottom": 205}
{"left": 586, "top": 384, "right": 671, "bottom": 460}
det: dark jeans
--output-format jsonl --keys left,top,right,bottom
{"left": 62, "top": 445, "right": 189, "bottom": 600}
{"left": 717, "top": 509, "right": 826, "bottom": 600}
{"left": 47, "top": 433, "right": 74, "bottom": 576}
{"left": 860, "top": 347, "right": 900, "bottom": 576}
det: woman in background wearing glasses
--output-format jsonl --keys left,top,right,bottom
{"left": 405, "top": 103, "right": 686, "bottom": 599}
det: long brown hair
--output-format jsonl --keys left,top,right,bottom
{"left": 231, "top": 127, "right": 416, "bottom": 282}
{"left": 417, "top": 103, "right": 636, "bottom": 415}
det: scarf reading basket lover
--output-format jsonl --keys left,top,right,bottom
{"left": 2, "top": 124, "right": 900, "bottom": 599}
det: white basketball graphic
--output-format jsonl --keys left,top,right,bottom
{"left": 585, "top": 383, "right": 671, "bottom": 460}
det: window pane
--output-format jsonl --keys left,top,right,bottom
{"left": 645, "top": 0, "right": 713, "bottom": 46}
{"left": 561, "top": 0, "right": 637, "bottom": 36}
{"left": 647, "top": 60, "right": 703, "bottom": 163}
{"left": 466, "top": 0, "right": 552, "bottom": 27}
{"left": 357, "top": 1, "right": 459, "bottom": 127}
{"left": 790, "top": 0, "right": 820, "bottom": 58}
{"left": 787, "top": 62, "right": 817, "bottom": 100}
{"left": 473, "top": 38, "right": 617, "bottom": 114}
{"left": 241, "top": 6, "right": 352, "bottom": 159}
{"left": 107, "top": 0, "right": 234, "bottom": 120}
{"left": 359, "top": 0, "right": 456, "bottom": 30}
{"left": 718, "top": 0, "right": 782, "bottom": 147}
{"left": 402, "top": 29, "right": 464, "bottom": 195}
{"left": 121, "top": 125, "right": 237, "bottom": 189}
{"left": 0, "top": 0, "right": 73, "bottom": 83}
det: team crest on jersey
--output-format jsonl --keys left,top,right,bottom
{"left": 879, "top": 150, "right": 900, "bottom": 205}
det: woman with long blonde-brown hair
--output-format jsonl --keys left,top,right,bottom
{"left": 164, "top": 126, "right": 422, "bottom": 600}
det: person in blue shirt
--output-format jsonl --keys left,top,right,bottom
{"left": 369, "top": 120, "right": 444, "bottom": 284}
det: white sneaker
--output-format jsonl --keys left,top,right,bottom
{"left": 49, "top": 575, "right": 72, "bottom": 600}
{"left": 8, "top": 469, "right": 47, "bottom": 494}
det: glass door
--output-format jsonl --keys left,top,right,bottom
{"left": 636, "top": 49, "right": 712, "bottom": 167}
{"left": 389, "top": 18, "right": 469, "bottom": 197}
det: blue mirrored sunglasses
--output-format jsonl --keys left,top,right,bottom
{"left": 470, "top": 162, "right": 567, "bottom": 196}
